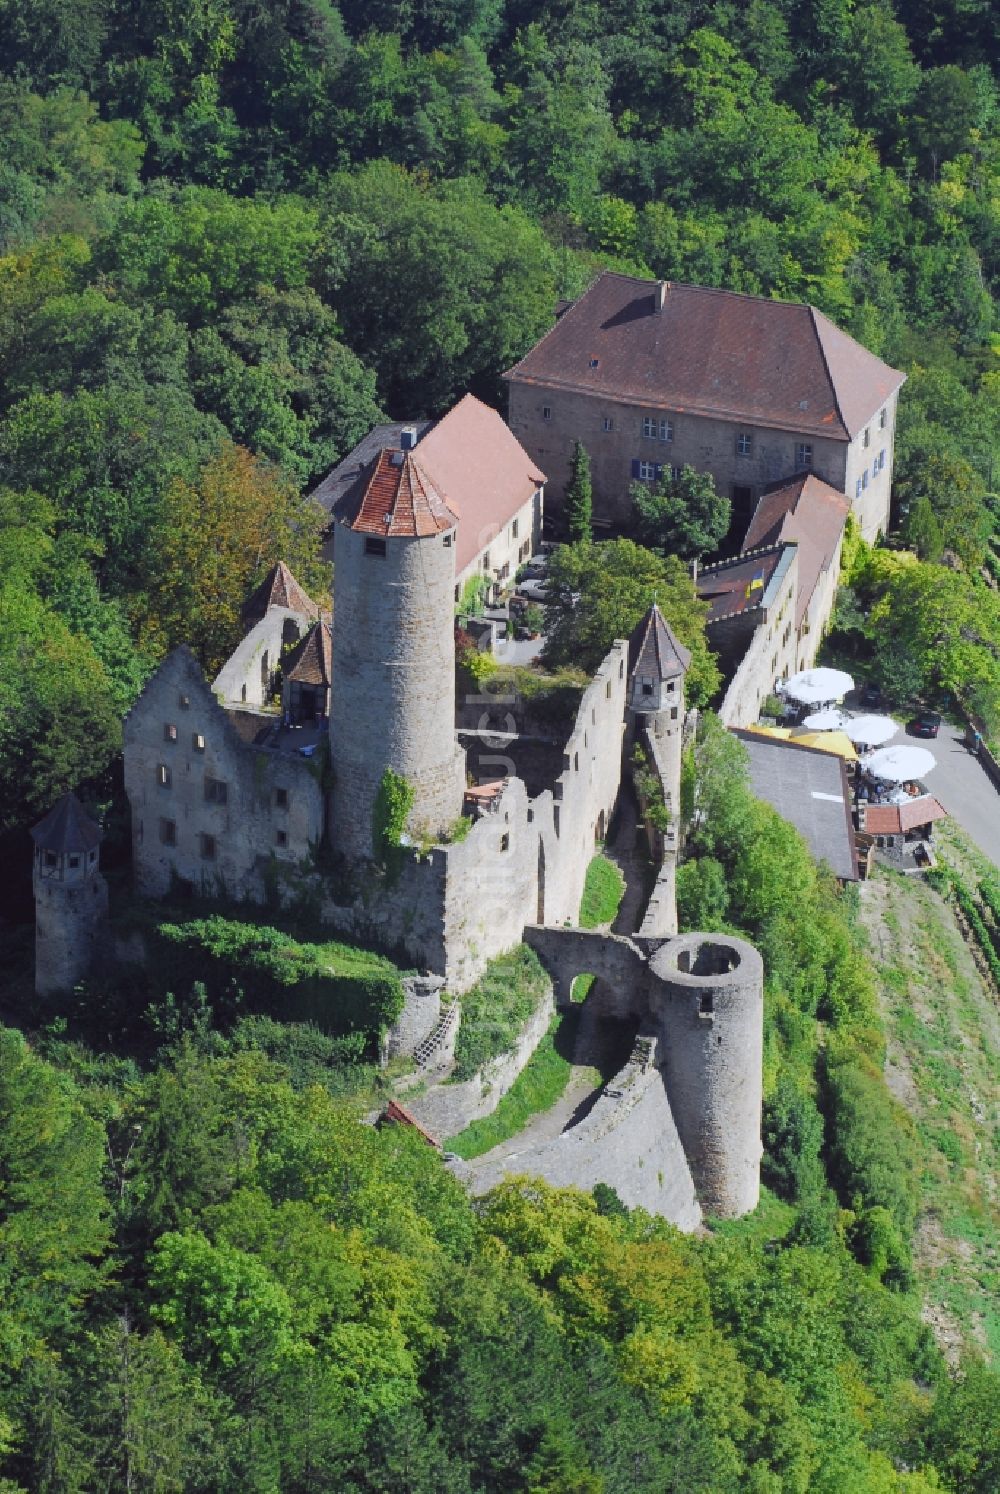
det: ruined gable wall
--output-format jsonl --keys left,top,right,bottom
{"left": 212, "top": 607, "right": 309, "bottom": 709}
{"left": 713, "top": 558, "right": 798, "bottom": 727}
{"left": 124, "top": 651, "right": 324, "bottom": 900}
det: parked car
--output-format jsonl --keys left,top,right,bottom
{"left": 908, "top": 709, "right": 942, "bottom": 738}
{"left": 516, "top": 578, "right": 549, "bottom": 603}
{"left": 859, "top": 681, "right": 882, "bottom": 708}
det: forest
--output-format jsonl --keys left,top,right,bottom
{"left": 0, "top": 0, "right": 999, "bottom": 1488}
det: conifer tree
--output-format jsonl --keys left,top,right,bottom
{"left": 565, "top": 441, "right": 593, "bottom": 544}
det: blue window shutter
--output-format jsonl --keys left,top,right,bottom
{"left": 631, "top": 459, "right": 640, "bottom": 478}
{"left": 654, "top": 463, "right": 663, "bottom": 480}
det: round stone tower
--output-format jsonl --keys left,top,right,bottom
{"left": 31, "top": 793, "right": 109, "bottom": 998}
{"left": 330, "top": 445, "right": 466, "bottom": 862}
{"left": 648, "top": 932, "right": 764, "bottom": 1218}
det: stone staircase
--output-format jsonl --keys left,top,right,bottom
{"left": 412, "top": 1000, "right": 460, "bottom": 1070}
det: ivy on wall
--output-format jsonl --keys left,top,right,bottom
{"left": 372, "top": 768, "right": 415, "bottom": 867}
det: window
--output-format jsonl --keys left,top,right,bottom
{"left": 658, "top": 418, "right": 673, "bottom": 442}
{"left": 641, "top": 415, "right": 656, "bottom": 438}
{"left": 275, "top": 787, "right": 289, "bottom": 810}
{"left": 275, "top": 829, "right": 288, "bottom": 848}
{"left": 796, "top": 443, "right": 813, "bottom": 469}
{"left": 44, "top": 850, "right": 57, "bottom": 868}
{"left": 482, "top": 550, "right": 490, "bottom": 571}
{"left": 199, "top": 833, "right": 216, "bottom": 861}
{"left": 204, "top": 777, "right": 228, "bottom": 805}
{"left": 589, "top": 357, "right": 599, "bottom": 368}
{"left": 863, "top": 427, "right": 871, "bottom": 448}
{"left": 500, "top": 833, "right": 510, "bottom": 852}
{"left": 640, "top": 676, "right": 654, "bottom": 696}
{"left": 159, "top": 819, "right": 177, "bottom": 847}
{"left": 670, "top": 466, "right": 682, "bottom": 482}
{"left": 542, "top": 406, "right": 551, "bottom": 421}
{"left": 157, "top": 764, "right": 171, "bottom": 787}
{"left": 878, "top": 448, "right": 886, "bottom": 471}
{"left": 443, "top": 532, "right": 453, "bottom": 547}
{"left": 364, "top": 536, "right": 386, "bottom": 557}
{"left": 638, "top": 460, "right": 657, "bottom": 481}
{"left": 736, "top": 432, "right": 752, "bottom": 457}
{"left": 511, "top": 517, "right": 519, "bottom": 539}
{"left": 68, "top": 854, "right": 80, "bottom": 869}
{"left": 603, "top": 416, "right": 614, "bottom": 432}
{"left": 179, "top": 693, "right": 190, "bottom": 709}
{"left": 164, "top": 723, "right": 177, "bottom": 743}
{"left": 856, "top": 478, "right": 862, "bottom": 499}
{"left": 862, "top": 469, "right": 869, "bottom": 490}
{"left": 192, "top": 733, "right": 205, "bottom": 752}
{"left": 879, "top": 408, "right": 887, "bottom": 429}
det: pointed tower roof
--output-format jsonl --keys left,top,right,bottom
{"left": 283, "top": 620, "right": 332, "bottom": 687}
{"left": 30, "top": 793, "right": 103, "bottom": 854}
{"left": 344, "top": 448, "right": 457, "bottom": 538}
{"left": 241, "top": 562, "right": 320, "bottom": 629}
{"left": 629, "top": 603, "right": 691, "bottom": 682}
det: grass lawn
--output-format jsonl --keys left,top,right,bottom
{"left": 447, "top": 1009, "right": 581, "bottom": 1158}
{"left": 578, "top": 854, "right": 625, "bottom": 929}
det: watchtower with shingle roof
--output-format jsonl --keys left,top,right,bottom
{"left": 31, "top": 793, "right": 109, "bottom": 997}
{"left": 330, "top": 448, "right": 466, "bottom": 861}
{"left": 628, "top": 605, "right": 691, "bottom": 936}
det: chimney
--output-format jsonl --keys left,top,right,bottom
{"left": 400, "top": 425, "right": 418, "bottom": 450}
{"left": 655, "top": 280, "right": 669, "bottom": 312}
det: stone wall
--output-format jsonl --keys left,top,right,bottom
{"left": 713, "top": 552, "right": 798, "bottom": 727}
{"left": 844, "top": 389, "right": 898, "bottom": 542}
{"left": 508, "top": 381, "right": 851, "bottom": 530}
{"left": 124, "top": 648, "right": 325, "bottom": 900}
{"left": 465, "top": 1034, "right": 702, "bottom": 1230}
{"left": 795, "top": 529, "right": 845, "bottom": 673}
{"left": 330, "top": 522, "right": 466, "bottom": 861}
{"left": 403, "top": 988, "right": 555, "bottom": 1139}
{"left": 382, "top": 974, "right": 445, "bottom": 1061}
{"left": 34, "top": 870, "right": 109, "bottom": 997}
{"left": 212, "top": 608, "right": 310, "bottom": 709}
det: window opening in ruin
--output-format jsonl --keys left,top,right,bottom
{"left": 179, "top": 694, "right": 190, "bottom": 709}
{"left": 200, "top": 833, "right": 216, "bottom": 860}
{"left": 275, "top": 829, "right": 288, "bottom": 848}
{"left": 500, "top": 833, "right": 510, "bottom": 852}
{"left": 68, "top": 855, "right": 80, "bottom": 869}
{"left": 275, "top": 788, "right": 289, "bottom": 809}
{"left": 157, "top": 764, "right": 171, "bottom": 787}
{"left": 700, "top": 991, "right": 714, "bottom": 1015}
{"left": 159, "top": 819, "right": 177, "bottom": 846}
{"left": 193, "top": 733, "right": 206, "bottom": 752}
{"left": 204, "top": 778, "right": 228, "bottom": 805}
{"left": 364, "top": 537, "right": 386, "bottom": 556}
{"left": 164, "top": 724, "right": 177, "bottom": 742}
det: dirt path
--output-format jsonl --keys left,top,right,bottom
{"left": 605, "top": 781, "right": 650, "bottom": 935}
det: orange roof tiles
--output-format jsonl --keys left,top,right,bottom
{"left": 284, "top": 621, "right": 332, "bottom": 688}
{"left": 743, "top": 474, "right": 850, "bottom": 629}
{"left": 347, "top": 449, "right": 457, "bottom": 538}
{"left": 861, "top": 797, "right": 948, "bottom": 835}
{"left": 505, "top": 272, "right": 904, "bottom": 442}
{"left": 242, "top": 562, "right": 320, "bottom": 628}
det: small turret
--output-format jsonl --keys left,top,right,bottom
{"left": 628, "top": 602, "right": 690, "bottom": 718}
{"left": 31, "top": 793, "right": 109, "bottom": 997}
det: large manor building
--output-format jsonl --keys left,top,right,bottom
{"left": 505, "top": 271, "right": 905, "bottom": 545}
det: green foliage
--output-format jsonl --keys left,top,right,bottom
{"left": 156, "top": 914, "right": 405, "bottom": 1044}
{"left": 542, "top": 538, "right": 719, "bottom": 706}
{"left": 564, "top": 439, "right": 593, "bottom": 544}
{"left": 577, "top": 853, "right": 625, "bottom": 928}
{"left": 632, "top": 742, "right": 672, "bottom": 833}
{"left": 452, "top": 943, "right": 550, "bottom": 1081}
{"left": 447, "top": 1010, "right": 575, "bottom": 1158}
{"left": 677, "top": 855, "right": 730, "bottom": 931}
{"left": 631, "top": 464, "right": 731, "bottom": 560}
{"left": 457, "top": 574, "right": 489, "bottom": 616}
{"left": 372, "top": 767, "right": 415, "bottom": 867}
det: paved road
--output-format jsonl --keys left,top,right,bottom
{"left": 921, "top": 722, "right": 1000, "bottom": 870}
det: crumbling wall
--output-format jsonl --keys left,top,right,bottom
{"left": 212, "top": 608, "right": 308, "bottom": 709}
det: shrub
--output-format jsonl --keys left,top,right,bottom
{"left": 762, "top": 1075, "right": 825, "bottom": 1203}
{"left": 578, "top": 855, "right": 625, "bottom": 929}
{"left": 452, "top": 945, "right": 550, "bottom": 1082}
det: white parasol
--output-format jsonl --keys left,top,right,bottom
{"left": 802, "top": 707, "right": 851, "bottom": 730}
{"left": 844, "top": 714, "right": 897, "bottom": 748}
{"left": 782, "top": 667, "right": 854, "bottom": 705}
{"left": 866, "top": 745, "right": 936, "bottom": 782}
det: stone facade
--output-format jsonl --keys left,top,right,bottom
{"left": 212, "top": 607, "right": 311, "bottom": 710}
{"left": 513, "top": 926, "right": 764, "bottom": 1220}
{"left": 508, "top": 383, "right": 896, "bottom": 543}
{"left": 330, "top": 521, "right": 466, "bottom": 860}
{"left": 32, "top": 830, "right": 108, "bottom": 997}
{"left": 124, "top": 648, "right": 325, "bottom": 900}
{"left": 702, "top": 546, "right": 799, "bottom": 728}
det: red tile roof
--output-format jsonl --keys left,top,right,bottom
{"left": 505, "top": 272, "right": 904, "bottom": 441}
{"left": 696, "top": 546, "right": 787, "bottom": 624}
{"left": 382, "top": 1099, "right": 441, "bottom": 1148}
{"left": 346, "top": 448, "right": 457, "bottom": 538}
{"left": 743, "top": 474, "right": 849, "bottom": 628}
{"left": 242, "top": 562, "right": 320, "bottom": 628}
{"left": 284, "top": 621, "right": 332, "bottom": 687}
{"left": 860, "top": 797, "right": 948, "bottom": 835}
{"left": 415, "top": 394, "right": 546, "bottom": 574}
